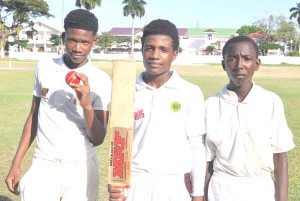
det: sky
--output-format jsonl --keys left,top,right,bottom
{"left": 42, "top": 0, "right": 297, "bottom": 33}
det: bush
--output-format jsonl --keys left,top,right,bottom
{"left": 288, "top": 51, "right": 300, "bottom": 57}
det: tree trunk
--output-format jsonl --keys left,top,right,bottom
{"left": 0, "top": 39, "right": 5, "bottom": 58}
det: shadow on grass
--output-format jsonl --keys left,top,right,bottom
{"left": 0, "top": 196, "right": 12, "bottom": 201}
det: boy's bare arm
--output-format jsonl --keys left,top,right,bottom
{"left": 204, "top": 161, "right": 214, "bottom": 201}
{"left": 273, "top": 152, "right": 288, "bottom": 201}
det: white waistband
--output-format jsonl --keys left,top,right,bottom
{"left": 213, "top": 170, "right": 272, "bottom": 181}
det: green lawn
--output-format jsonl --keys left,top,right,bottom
{"left": 0, "top": 63, "right": 299, "bottom": 201}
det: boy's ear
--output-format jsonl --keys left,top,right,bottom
{"left": 61, "top": 32, "right": 66, "bottom": 44}
{"left": 93, "top": 37, "right": 97, "bottom": 46}
{"left": 221, "top": 60, "right": 226, "bottom": 71}
{"left": 172, "top": 50, "right": 178, "bottom": 61}
{"left": 255, "top": 58, "right": 261, "bottom": 71}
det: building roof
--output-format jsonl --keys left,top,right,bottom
{"left": 203, "top": 29, "right": 216, "bottom": 33}
{"left": 107, "top": 28, "right": 143, "bottom": 36}
{"left": 36, "top": 20, "right": 63, "bottom": 33}
{"left": 107, "top": 27, "right": 189, "bottom": 37}
{"left": 247, "top": 32, "right": 264, "bottom": 39}
{"left": 177, "top": 28, "right": 188, "bottom": 37}
{"left": 188, "top": 28, "right": 238, "bottom": 37}
{"left": 187, "top": 39, "right": 205, "bottom": 49}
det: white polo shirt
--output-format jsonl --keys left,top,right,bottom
{"left": 33, "top": 55, "right": 111, "bottom": 162}
{"left": 132, "top": 70, "right": 206, "bottom": 195}
{"left": 205, "top": 83, "right": 295, "bottom": 176}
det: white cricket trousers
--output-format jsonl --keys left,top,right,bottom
{"left": 20, "top": 156, "right": 99, "bottom": 201}
{"left": 125, "top": 172, "right": 191, "bottom": 201}
{"left": 208, "top": 171, "right": 275, "bottom": 201}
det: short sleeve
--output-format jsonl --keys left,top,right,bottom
{"left": 271, "top": 95, "right": 295, "bottom": 153}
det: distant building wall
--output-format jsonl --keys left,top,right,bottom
{"left": 7, "top": 51, "right": 300, "bottom": 65}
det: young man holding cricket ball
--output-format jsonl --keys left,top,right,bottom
{"left": 6, "top": 9, "right": 111, "bottom": 201}
{"left": 108, "top": 19, "right": 206, "bottom": 201}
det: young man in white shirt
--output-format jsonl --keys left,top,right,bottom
{"left": 205, "top": 35, "right": 295, "bottom": 201}
{"left": 6, "top": 9, "right": 111, "bottom": 201}
{"left": 108, "top": 19, "right": 206, "bottom": 201}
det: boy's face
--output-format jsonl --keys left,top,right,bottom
{"left": 63, "top": 28, "right": 96, "bottom": 68}
{"left": 222, "top": 41, "right": 260, "bottom": 88}
{"left": 142, "top": 34, "right": 178, "bottom": 76}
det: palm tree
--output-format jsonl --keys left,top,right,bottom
{"left": 122, "top": 0, "right": 147, "bottom": 58}
{"left": 289, "top": 2, "right": 300, "bottom": 53}
{"left": 289, "top": 2, "right": 300, "bottom": 25}
{"left": 75, "top": 0, "right": 102, "bottom": 10}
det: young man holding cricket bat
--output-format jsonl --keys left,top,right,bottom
{"left": 108, "top": 19, "right": 206, "bottom": 201}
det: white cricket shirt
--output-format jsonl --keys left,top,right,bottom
{"left": 132, "top": 71, "right": 206, "bottom": 195}
{"left": 32, "top": 55, "right": 111, "bottom": 162}
{"left": 205, "top": 83, "right": 295, "bottom": 176}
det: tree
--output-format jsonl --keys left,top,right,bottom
{"left": 75, "top": 0, "right": 102, "bottom": 10}
{"left": 0, "top": 0, "right": 52, "bottom": 58}
{"left": 253, "top": 15, "right": 299, "bottom": 54}
{"left": 97, "top": 32, "right": 115, "bottom": 53}
{"left": 122, "top": 0, "right": 147, "bottom": 58}
{"left": 115, "top": 35, "right": 141, "bottom": 53}
{"left": 289, "top": 2, "right": 300, "bottom": 25}
{"left": 202, "top": 46, "right": 215, "bottom": 55}
{"left": 49, "top": 34, "right": 63, "bottom": 47}
{"left": 275, "top": 17, "right": 297, "bottom": 48}
{"left": 289, "top": 2, "right": 300, "bottom": 52}
{"left": 253, "top": 15, "right": 281, "bottom": 55}
{"left": 236, "top": 25, "right": 261, "bottom": 35}
{"left": 13, "top": 39, "right": 29, "bottom": 52}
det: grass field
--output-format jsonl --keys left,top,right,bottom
{"left": 0, "top": 61, "right": 299, "bottom": 201}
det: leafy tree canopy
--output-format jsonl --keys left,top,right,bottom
{"left": 236, "top": 25, "right": 261, "bottom": 35}
{"left": 0, "top": 0, "right": 52, "bottom": 57}
{"left": 122, "top": 0, "right": 147, "bottom": 19}
{"left": 275, "top": 16, "right": 297, "bottom": 43}
{"left": 251, "top": 14, "right": 299, "bottom": 54}
{"left": 0, "top": 0, "right": 52, "bottom": 29}
{"left": 49, "top": 34, "right": 62, "bottom": 47}
{"left": 97, "top": 32, "right": 115, "bottom": 53}
{"left": 289, "top": 2, "right": 300, "bottom": 25}
{"left": 75, "top": 0, "right": 102, "bottom": 10}
{"left": 122, "top": 0, "right": 147, "bottom": 57}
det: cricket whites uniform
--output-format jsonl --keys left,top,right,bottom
{"left": 19, "top": 54, "right": 111, "bottom": 201}
{"left": 128, "top": 71, "right": 206, "bottom": 201}
{"left": 205, "top": 83, "right": 295, "bottom": 201}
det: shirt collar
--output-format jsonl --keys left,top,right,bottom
{"left": 136, "top": 70, "right": 179, "bottom": 91}
{"left": 55, "top": 53, "right": 92, "bottom": 72}
{"left": 220, "top": 82, "right": 257, "bottom": 104}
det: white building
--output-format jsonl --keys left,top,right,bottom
{"left": 18, "top": 20, "right": 62, "bottom": 52}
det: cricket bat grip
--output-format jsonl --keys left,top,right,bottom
{"left": 108, "top": 184, "right": 129, "bottom": 201}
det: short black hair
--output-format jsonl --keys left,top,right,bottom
{"left": 141, "top": 19, "right": 179, "bottom": 50}
{"left": 64, "top": 9, "right": 98, "bottom": 36}
{"left": 222, "top": 35, "right": 259, "bottom": 59}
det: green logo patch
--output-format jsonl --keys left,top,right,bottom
{"left": 170, "top": 101, "right": 181, "bottom": 112}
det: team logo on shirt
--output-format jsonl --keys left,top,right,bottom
{"left": 170, "top": 101, "right": 181, "bottom": 112}
{"left": 134, "top": 109, "right": 144, "bottom": 120}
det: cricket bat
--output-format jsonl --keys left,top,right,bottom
{"left": 108, "top": 59, "right": 136, "bottom": 187}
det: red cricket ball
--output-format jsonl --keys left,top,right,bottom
{"left": 65, "top": 71, "right": 80, "bottom": 85}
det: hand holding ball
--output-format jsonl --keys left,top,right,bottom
{"left": 65, "top": 71, "right": 80, "bottom": 85}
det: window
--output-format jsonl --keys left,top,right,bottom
{"left": 26, "top": 31, "right": 33, "bottom": 39}
{"left": 208, "top": 34, "right": 212, "bottom": 40}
